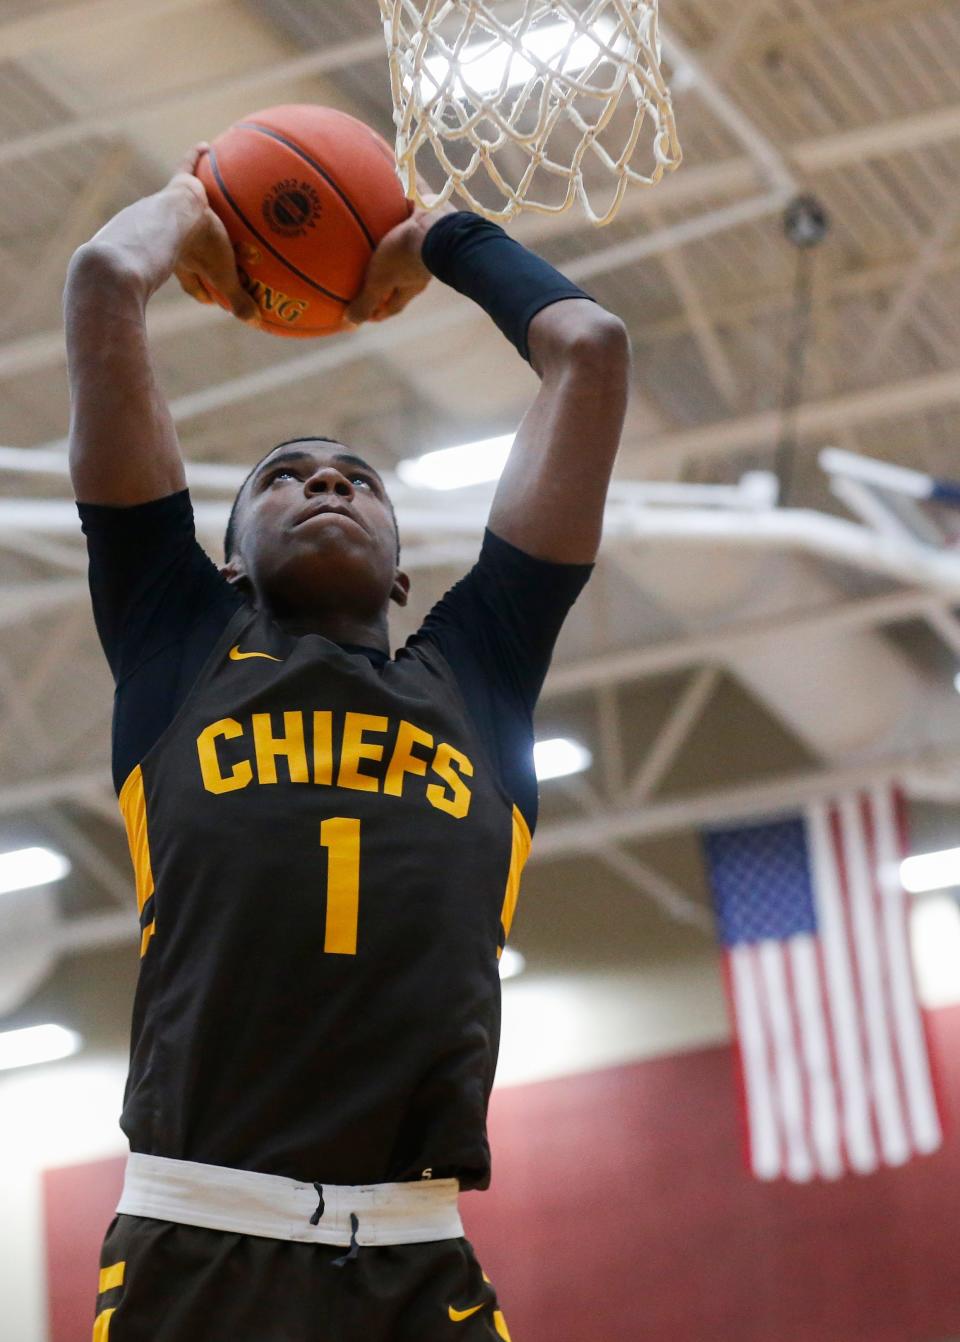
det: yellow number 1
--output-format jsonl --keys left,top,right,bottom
{"left": 319, "top": 817, "right": 361, "bottom": 955}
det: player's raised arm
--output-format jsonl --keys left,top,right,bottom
{"left": 487, "top": 295, "right": 629, "bottom": 564}
{"left": 348, "top": 208, "right": 630, "bottom": 564}
{"left": 64, "top": 148, "right": 256, "bottom": 507}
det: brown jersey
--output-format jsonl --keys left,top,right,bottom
{"left": 119, "top": 600, "right": 530, "bottom": 1189}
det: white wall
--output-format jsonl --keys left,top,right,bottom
{"left": 497, "top": 954, "right": 730, "bottom": 1088}
{"left": 0, "top": 1054, "right": 128, "bottom": 1342}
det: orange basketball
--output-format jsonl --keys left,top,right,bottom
{"left": 195, "top": 105, "right": 411, "bottom": 338}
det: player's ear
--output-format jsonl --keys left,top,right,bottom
{"left": 220, "top": 557, "right": 252, "bottom": 593}
{"left": 390, "top": 568, "right": 410, "bottom": 608}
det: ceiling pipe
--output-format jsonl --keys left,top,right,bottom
{"left": 2, "top": 495, "right": 960, "bottom": 593}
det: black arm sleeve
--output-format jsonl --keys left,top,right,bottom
{"left": 78, "top": 490, "right": 243, "bottom": 793}
{"left": 410, "top": 528, "right": 592, "bottom": 831}
{"left": 421, "top": 211, "right": 592, "bottom": 362}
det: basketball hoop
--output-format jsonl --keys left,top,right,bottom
{"left": 378, "top": 1, "right": 682, "bottom": 226}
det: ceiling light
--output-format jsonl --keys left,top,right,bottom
{"left": 0, "top": 846, "right": 70, "bottom": 897}
{"left": 953, "top": 671, "right": 960, "bottom": 695}
{"left": 499, "top": 946, "right": 526, "bottom": 981}
{"left": 423, "top": 19, "right": 621, "bottom": 99}
{"left": 669, "top": 63, "right": 697, "bottom": 94}
{"left": 396, "top": 434, "right": 513, "bottom": 491}
{"left": 910, "top": 894, "right": 960, "bottom": 1008}
{"left": 900, "top": 847, "right": 960, "bottom": 894}
{"left": 534, "top": 737, "right": 592, "bottom": 781}
{"left": 0, "top": 1023, "right": 81, "bottom": 1073}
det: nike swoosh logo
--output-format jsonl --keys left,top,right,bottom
{"left": 449, "top": 1305, "right": 484, "bottom": 1323}
{"left": 228, "top": 645, "right": 282, "bottom": 663}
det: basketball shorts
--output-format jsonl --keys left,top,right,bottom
{"left": 92, "top": 1212, "right": 513, "bottom": 1341}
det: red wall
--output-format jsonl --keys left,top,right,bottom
{"left": 45, "top": 1007, "right": 960, "bottom": 1342}
{"left": 43, "top": 1155, "right": 125, "bottom": 1342}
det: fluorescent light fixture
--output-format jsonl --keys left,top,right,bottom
{"left": 0, "top": 845, "right": 70, "bottom": 897}
{"left": 0, "top": 1023, "right": 81, "bottom": 1073}
{"left": 910, "top": 894, "right": 960, "bottom": 1008}
{"left": 396, "top": 434, "right": 513, "bottom": 491}
{"left": 499, "top": 946, "right": 527, "bottom": 981}
{"left": 901, "top": 847, "right": 960, "bottom": 894}
{"left": 423, "top": 18, "right": 621, "bottom": 99}
{"left": 534, "top": 737, "right": 592, "bottom": 781}
{"left": 953, "top": 671, "right": 960, "bottom": 695}
{"left": 669, "top": 63, "right": 697, "bottom": 95}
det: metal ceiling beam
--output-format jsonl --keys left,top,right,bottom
{"left": 0, "top": 530, "right": 87, "bottom": 573}
{"left": 597, "top": 843, "right": 714, "bottom": 932}
{"left": 0, "top": 15, "right": 791, "bottom": 202}
{"left": 856, "top": 200, "right": 960, "bottom": 377}
{"left": 5, "top": 232, "right": 959, "bottom": 395}
{"left": 3, "top": 96, "right": 960, "bottom": 384}
{"left": 42, "top": 809, "right": 131, "bottom": 908}
{"left": 3, "top": 9, "right": 922, "bottom": 194}
{"left": 796, "top": 102, "right": 960, "bottom": 174}
{"left": 58, "top": 909, "right": 138, "bottom": 954}
{"left": 28, "top": 251, "right": 960, "bottom": 454}
{"left": 560, "top": 775, "right": 712, "bottom": 929}
{"left": 3, "top": 489, "right": 960, "bottom": 599}
{"left": 925, "top": 607, "right": 960, "bottom": 661}
{"left": 636, "top": 367, "right": 960, "bottom": 476}
{"left": 661, "top": 27, "right": 795, "bottom": 197}
{"left": 531, "top": 745, "right": 960, "bottom": 860}
{"left": 0, "top": 604, "right": 88, "bottom": 759}
{"left": 0, "top": 141, "right": 134, "bottom": 338}
{"left": 635, "top": 242, "right": 960, "bottom": 344}
{"left": 543, "top": 587, "right": 944, "bottom": 699}
{"left": 650, "top": 208, "right": 740, "bottom": 407}
{"left": 702, "top": 0, "right": 776, "bottom": 82}
{"left": 627, "top": 666, "right": 721, "bottom": 802}
{"left": 0, "top": 653, "right": 53, "bottom": 762}
{"left": 0, "top": 294, "right": 217, "bottom": 380}
{"left": 0, "top": 579, "right": 86, "bottom": 626}
{"left": 0, "top": 770, "right": 109, "bottom": 816}
{"left": 0, "top": 194, "right": 775, "bottom": 386}
{"left": 595, "top": 684, "right": 626, "bottom": 799}
{"left": 0, "top": 0, "right": 207, "bottom": 62}
{"left": 0, "top": 443, "right": 246, "bottom": 490}
{"left": 0, "top": 33, "right": 387, "bottom": 171}
{"left": 739, "top": 0, "right": 947, "bottom": 57}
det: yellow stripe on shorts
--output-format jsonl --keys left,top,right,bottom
{"left": 98, "top": 1261, "right": 124, "bottom": 1293}
{"left": 92, "top": 1306, "right": 115, "bottom": 1341}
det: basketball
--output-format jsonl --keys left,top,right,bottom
{"left": 195, "top": 105, "right": 412, "bottom": 338}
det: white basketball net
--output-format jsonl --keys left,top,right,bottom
{"left": 378, "top": 0, "right": 682, "bottom": 225}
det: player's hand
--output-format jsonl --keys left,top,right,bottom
{"left": 171, "top": 146, "right": 259, "bottom": 324}
{"left": 346, "top": 188, "right": 456, "bottom": 326}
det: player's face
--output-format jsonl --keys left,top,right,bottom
{"left": 228, "top": 441, "right": 406, "bottom": 618}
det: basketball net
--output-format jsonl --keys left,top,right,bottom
{"left": 378, "top": 0, "right": 682, "bottom": 225}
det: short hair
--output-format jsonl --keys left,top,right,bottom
{"left": 223, "top": 436, "right": 400, "bottom": 563}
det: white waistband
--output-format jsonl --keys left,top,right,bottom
{"left": 117, "top": 1153, "right": 464, "bottom": 1247}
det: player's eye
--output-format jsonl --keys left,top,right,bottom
{"left": 268, "top": 467, "right": 299, "bottom": 483}
{"left": 351, "top": 474, "right": 372, "bottom": 489}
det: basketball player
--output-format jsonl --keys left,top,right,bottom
{"left": 65, "top": 146, "right": 629, "bottom": 1341}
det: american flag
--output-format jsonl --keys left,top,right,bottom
{"left": 703, "top": 787, "right": 943, "bottom": 1182}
